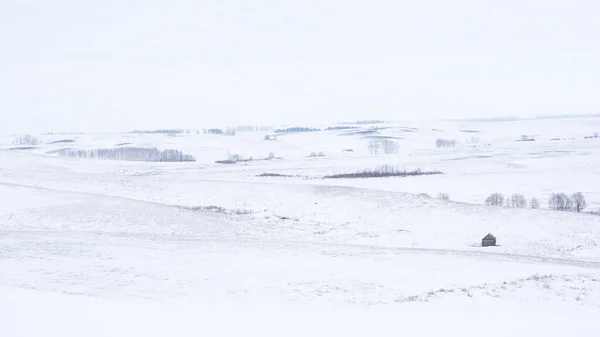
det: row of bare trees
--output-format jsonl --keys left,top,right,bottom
{"left": 368, "top": 139, "right": 399, "bottom": 154}
{"left": 485, "top": 192, "right": 587, "bottom": 212}
{"left": 13, "top": 134, "right": 41, "bottom": 146}
{"left": 55, "top": 147, "right": 196, "bottom": 162}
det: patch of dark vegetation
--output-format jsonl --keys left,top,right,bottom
{"left": 460, "top": 129, "right": 480, "bottom": 133}
{"left": 325, "top": 126, "right": 359, "bottom": 131}
{"left": 342, "top": 148, "right": 354, "bottom": 152}
{"left": 274, "top": 127, "right": 321, "bottom": 134}
{"left": 323, "top": 165, "right": 443, "bottom": 179}
{"left": 9, "top": 146, "right": 39, "bottom": 150}
{"left": 584, "top": 132, "right": 599, "bottom": 139}
{"left": 115, "top": 142, "right": 133, "bottom": 146}
{"left": 54, "top": 147, "right": 196, "bottom": 162}
{"left": 206, "top": 128, "right": 224, "bottom": 135}
{"left": 48, "top": 139, "right": 75, "bottom": 144}
{"left": 256, "top": 173, "right": 294, "bottom": 177}
{"left": 215, "top": 160, "right": 237, "bottom": 164}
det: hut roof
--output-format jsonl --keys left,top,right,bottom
{"left": 483, "top": 233, "right": 496, "bottom": 240}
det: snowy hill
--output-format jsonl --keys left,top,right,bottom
{"left": 2, "top": 118, "right": 600, "bottom": 336}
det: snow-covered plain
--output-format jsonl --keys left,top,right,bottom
{"left": 1, "top": 118, "right": 600, "bottom": 336}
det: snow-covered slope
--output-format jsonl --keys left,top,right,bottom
{"left": 2, "top": 118, "right": 600, "bottom": 336}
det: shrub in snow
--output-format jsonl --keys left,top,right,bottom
{"left": 509, "top": 194, "right": 527, "bottom": 208}
{"left": 13, "top": 134, "right": 41, "bottom": 146}
{"left": 529, "top": 197, "right": 540, "bottom": 209}
{"left": 484, "top": 193, "right": 505, "bottom": 206}
{"left": 571, "top": 192, "right": 587, "bottom": 213}
{"left": 437, "top": 193, "right": 450, "bottom": 201}
{"left": 548, "top": 193, "right": 574, "bottom": 211}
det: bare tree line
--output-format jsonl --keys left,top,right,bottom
{"left": 368, "top": 139, "right": 399, "bottom": 154}
{"left": 13, "top": 134, "right": 41, "bottom": 146}
{"left": 485, "top": 192, "right": 587, "bottom": 212}
{"left": 324, "top": 166, "right": 442, "bottom": 179}
{"left": 54, "top": 147, "right": 196, "bottom": 162}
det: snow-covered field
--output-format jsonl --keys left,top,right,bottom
{"left": 1, "top": 118, "right": 600, "bottom": 336}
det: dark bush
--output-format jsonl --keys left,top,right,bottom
{"left": 323, "top": 166, "right": 442, "bottom": 179}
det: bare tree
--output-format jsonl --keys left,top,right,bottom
{"left": 571, "top": 192, "right": 587, "bottom": 213}
{"left": 485, "top": 193, "right": 505, "bottom": 206}
{"left": 548, "top": 193, "right": 574, "bottom": 211}
{"left": 509, "top": 194, "right": 527, "bottom": 208}
{"left": 368, "top": 140, "right": 380, "bottom": 155}
{"left": 529, "top": 197, "right": 540, "bottom": 209}
{"left": 381, "top": 139, "right": 399, "bottom": 154}
{"left": 437, "top": 193, "right": 450, "bottom": 201}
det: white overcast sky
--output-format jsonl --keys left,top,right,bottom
{"left": 1, "top": 0, "right": 599, "bottom": 132}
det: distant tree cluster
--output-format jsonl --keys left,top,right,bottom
{"left": 205, "top": 129, "right": 224, "bottom": 135}
{"left": 309, "top": 152, "right": 326, "bottom": 157}
{"left": 274, "top": 127, "right": 320, "bottom": 134}
{"left": 484, "top": 192, "right": 587, "bottom": 212}
{"left": 55, "top": 147, "right": 195, "bottom": 162}
{"left": 436, "top": 139, "right": 457, "bottom": 148}
{"left": 368, "top": 139, "right": 399, "bottom": 154}
{"left": 548, "top": 192, "right": 587, "bottom": 212}
{"left": 131, "top": 129, "right": 184, "bottom": 134}
{"left": 325, "top": 126, "right": 359, "bottom": 131}
{"left": 323, "top": 166, "right": 442, "bottom": 179}
{"left": 13, "top": 134, "right": 41, "bottom": 146}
